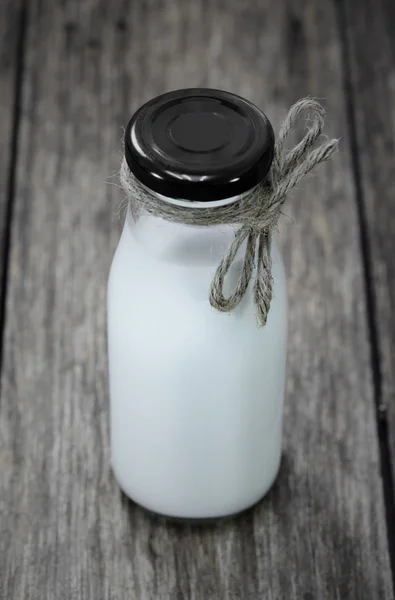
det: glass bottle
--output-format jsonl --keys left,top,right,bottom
{"left": 108, "top": 89, "right": 287, "bottom": 520}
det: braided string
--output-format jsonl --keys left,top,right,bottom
{"left": 120, "top": 98, "right": 338, "bottom": 326}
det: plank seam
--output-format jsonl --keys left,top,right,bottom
{"left": 0, "top": 0, "right": 28, "bottom": 382}
{"left": 334, "top": 0, "right": 395, "bottom": 590}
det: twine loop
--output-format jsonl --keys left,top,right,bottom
{"left": 120, "top": 98, "right": 338, "bottom": 326}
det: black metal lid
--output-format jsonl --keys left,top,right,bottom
{"left": 124, "top": 89, "right": 275, "bottom": 202}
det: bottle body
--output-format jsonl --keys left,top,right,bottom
{"left": 108, "top": 209, "right": 287, "bottom": 519}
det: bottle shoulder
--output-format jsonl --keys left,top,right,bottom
{"left": 113, "top": 211, "right": 285, "bottom": 271}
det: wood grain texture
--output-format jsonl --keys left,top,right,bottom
{"left": 0, "top": 0, "right": 23, "bottom": 295}
{"left": 0, "top": 0, "right": 393, "bottom": 598}
{"left": 342, "top": 0, "right": 395, "bottom": 489}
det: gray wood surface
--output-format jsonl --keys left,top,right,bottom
{"left": 0, "top": 0, "right": 23, "bottom": 303}
{"left": 0, "top": 0, "right": 393, "bottom": 598}
{"left": 342, "top": 0, "right": 395, "bottom": 491}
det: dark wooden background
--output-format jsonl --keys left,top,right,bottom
{"left": 1, "top": 0, "right": 394, "bottom": 598}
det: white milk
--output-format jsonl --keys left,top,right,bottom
{"left": 108, "top": 205, "right": 287, "bottom": 519}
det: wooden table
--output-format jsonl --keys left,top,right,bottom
{"left": 1, "top": 0, "right": 394, "bottom": 598}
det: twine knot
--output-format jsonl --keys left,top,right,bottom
{"left": 120, "top": 98, "right": 338, "bottom": 326}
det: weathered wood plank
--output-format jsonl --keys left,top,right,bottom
{"left": 0, "top": 0, "right": 24, "bottom": 320}
{"left": 342, "top": 0, "right": 395, "bottom": 505}
{"left": 0, "top": 0, "right": 392, "bottom": 599}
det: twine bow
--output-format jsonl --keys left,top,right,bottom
{"left": 209, "top": 98, "right": 338, "bottom": 326}
{"left": 120, "top": 98, "right": 338, "bottom": 326}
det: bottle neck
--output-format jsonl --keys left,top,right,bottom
{"left": 126, "top": 208, "right": 237, "bottom": 267}
{"left": 150, "top": 186, "right": 258, "bottom": 210}
{"left": 125, "top": 184, "right": 260, "bottom": 267}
